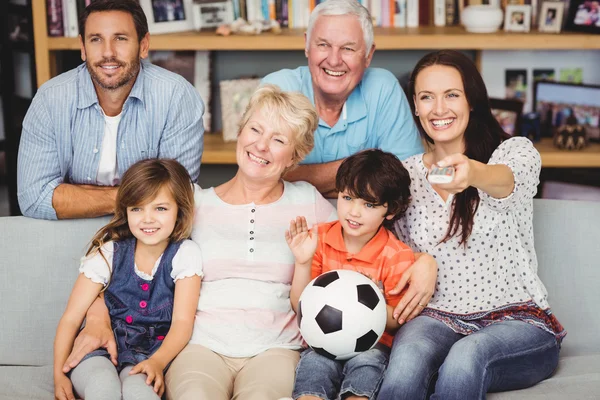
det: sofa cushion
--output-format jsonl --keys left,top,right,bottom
{"left": 0, "top": 216, "right": 109, "bottom": 366}
{"left": 0, "top": 365, "right": 54, "bottom": 400}
{"left": 488, "top": 355, "right": 600, "bottom": 399}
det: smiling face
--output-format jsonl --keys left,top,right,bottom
{"left": 80, "top": 10, "right": 149, "bottom": 92}
{"left": 413, "top": 64, "right": 470, "bottom": 149}
{"left": 236, "top": 108, "right": 296, "bottom": 183}
{"left": 127, "top": 185, "right": 178, "bottom": 253}
{"left": 337, "top": 190, "right": 392, "bottom": 250}
{"left": 305, "top": 14, "right": 374, "bottom": 103}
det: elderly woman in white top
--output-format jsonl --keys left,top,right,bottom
{"left": 378, "top": 51, "right": 566, "bottom": 400}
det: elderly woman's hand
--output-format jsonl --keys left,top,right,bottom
{"left": 388, "top": 253, "right": 437, "bottom": 324}
{"left": 285, "top": 216, "right": 318, "bottom": 266}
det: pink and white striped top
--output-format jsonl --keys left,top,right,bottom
{"left": 189, "top": 181, "right": 337, "bottom": 357}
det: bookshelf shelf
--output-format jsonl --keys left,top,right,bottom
{"left": 203, "top": 134, "right": 600, "bottom": 167}
{"left": 45, "top": 27, "right": 600, "bottom": 52}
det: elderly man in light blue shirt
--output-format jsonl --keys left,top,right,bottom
{"left": 17, "top": 0, "right": 204, "bottom": 220}
{"left": 262, "top": 0, "right": 422, "bottom": 198}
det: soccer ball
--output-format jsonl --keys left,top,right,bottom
{"left": 297, "top": 269, "right": 387, "bottom": 360}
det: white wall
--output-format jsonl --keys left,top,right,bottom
{"left": 481, "top": 50, "right": 600, "bottom": 113}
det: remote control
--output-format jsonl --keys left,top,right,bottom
{"left": 428, "top": 166, "right": 455, "bottom": 184}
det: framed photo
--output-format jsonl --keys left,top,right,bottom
{"left": 191, "top": 0, "right": 234, "bottom": 30}
{"left": 564, "top": 0, "right": 600, "bottom": 33}
{"left": 504, "top": 5, "right": 532, "bottom": 32}
{"left": 538, "top": 1, "right": 565, "bottom": 32}
{"left": 490, "top": 98, "right": 524, "bottom": 137}
{"left": 533, "top": 81, "right": 600, "bottom": 141}
{"left": 140, "top": 0, "right": 195, "bottom": 34}
{"left": 220, "top": 79, "right": 261, "bottom": 142}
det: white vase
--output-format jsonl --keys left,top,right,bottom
{"left": 461, "top": 5, "right": 504, "bottom": 33}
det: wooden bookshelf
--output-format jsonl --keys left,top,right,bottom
{"left": 30, "top": 1, "right": 600, "bottom": 168}
{"left": 203, "top": 134, "right": 600, "bottom": 167}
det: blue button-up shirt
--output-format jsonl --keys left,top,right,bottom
{"left": 17, "top": 60, "right": 204, "bottom": 220}
{"left": 262, "top": 66, "right": 422, "bottom": 164}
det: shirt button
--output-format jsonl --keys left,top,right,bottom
{"left": 93, "top": 148, "right": 98, "bottom": 153}
{"left": 250, "top": 237, "right": 254, "bottom": 240}
{"left": 139, "top": 300, "right": 147, "bottom": 309}
{"left": 141, "top": 283, "right": 149, "bottom": 291}
{"left": 250, "top": 231, "right": 254, "bottom": 234}
{"left": 250, "top": 248, "right": 254, "bottom": 252}
{"left": 251, "top": 209, "right": 255, "bottom": 213}
{"left": 125, "top": 315, "right": 133, "bottom": 324}
{"left": 157, "top": 335, "right": 165, "bottom": 341}
{"left": 250, "top": 219, "right": 254, "bottom": 223}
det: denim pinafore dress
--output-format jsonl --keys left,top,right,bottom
{"left": 81, "top": 237, "right": 182, "bottom": 371}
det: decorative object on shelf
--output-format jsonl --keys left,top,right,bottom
{"left": 150, "top": 50, "right": 212, "bottom": 132}
{"left": 216, "top": 17, "right": 282, "bottom": 35}
{"left": 533, "top": 80, "right": 600, "bottom": 141}
{"left": 538, "top": 1, "right": 565, "bottom": 32}
{"left": 564, "top": 0, "right": 600, "bottom": 33}
{"left": 505, "top": 69, "right": 528, "bottom": 103}
{"left": 521, "top": 112, "right": 542, "bottom": 142}
{"left": 191, "top": 0, "right": 234, "bottom": 30}
{"left": 559, "top": 67, "right": 583, "bottom": 83}
{"left": 504, "top": 4, "right": 532, "bottom": 31}
{"left": 140, "top": 0, "right": 195, "bottom": 34}
{"left": 461, "top": 5, "right": 504, "bottom": 33}
{"left": 490, "top": 98, "right": 524, "bottom": 137}
{"left": 220, "top": 78, "right": 261, "bottom": 142}
{"left": 554, "top": 112, "right": 588, "bottom": 150}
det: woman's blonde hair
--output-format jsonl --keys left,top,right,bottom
{"left": 238, "top": 84, "right": 318, "bottom": 169}
{"left": 86, "top": 159, "right": 195, "bottom": 275}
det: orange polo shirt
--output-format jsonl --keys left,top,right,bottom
{"left": 311, "top": 220, "right": 415, "bottom": 348}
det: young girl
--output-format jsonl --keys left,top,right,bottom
{"left": 53, "top": 159, "right": 202, "bottom": 400}
{"left": 378, "top": 50, "right": 565, "bottom": 399}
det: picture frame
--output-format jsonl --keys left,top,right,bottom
{"left": 538, "top": 1, "right": 565, "bottom": 32}
{"left": 564, "top": 0, "right": 600, "bottom": 33}
{"left": 490, "top": 98, "right": 524, "bottom": 137}
{"left": 504, "top": 4, "right": 532, "bottom": 32}
{"left": 140, "top": 0, "right": 195, "bottom": 34}
{"left": 533, "top": 80, "right": 600, "bottom": 141}
{"left": 220, "top": 78, "right": 261, "bottom": 142}
{"left": 191, "top": 0, "right": 234, "bottom": 30}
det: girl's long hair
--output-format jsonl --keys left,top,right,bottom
{"left": 86, "top": 159, "right": 195, "bottom": 279}
{"left": 407, "top": 50, "right": 507, "bottom": 245}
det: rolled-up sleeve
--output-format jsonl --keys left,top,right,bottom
{"left": 159, "top": 83, "right": 204, "bottom": 182}
{"left": 479, "top": 137, "right": 541, "bottom": 212}
{"left": 17, "top": 94, "right": 62, "bottom": 220}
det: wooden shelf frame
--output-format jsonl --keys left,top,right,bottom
{"left": 204, "top": 134, "right": 600, "bottom": 168}
{"left": 31, "top": 1, "right": 600, "bottom": 168}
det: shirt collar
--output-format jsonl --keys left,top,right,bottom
{"left": 324, "top": 221, "right": 389, "bottom": 263}
{"left": 77, "top": 59, "right": 147, "bottom": 109}
{"left": 303, "top": 67, "right": 368, "bottom": 127}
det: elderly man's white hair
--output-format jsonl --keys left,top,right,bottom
{"left": 306, "top": 0, "right": 374, "bottom": 58}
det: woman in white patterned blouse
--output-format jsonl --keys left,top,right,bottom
{"left": 378, "top": 50, "right": 565, "bottom": 400}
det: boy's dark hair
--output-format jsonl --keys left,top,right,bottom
{"left": 80, "top": 0, "right": 149, "bottom": 43}
{"left": 335, "top": 149, "right": 411, "bottom": 230}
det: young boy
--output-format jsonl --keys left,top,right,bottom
{"left": 285, "top": 149, "right": 415, "bottom": 400}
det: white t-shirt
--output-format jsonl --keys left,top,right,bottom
{"left": 96, "top": 112, "right": 122, "bottom": 186}
{"left": 395, "top": 137, "right": 550, "bottom": 315}
{"left": 79, "top": 240, "right": 204, "bottom": 285}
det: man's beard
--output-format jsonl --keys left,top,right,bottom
{"left": 87, "top": 57, "right": 140, "bottom": 91}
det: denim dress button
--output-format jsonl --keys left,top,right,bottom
{"left": 139, "top": 300, "right": 147, "bottom": 309}
{"left": 125, "top": 315, "right": 133, "bottom": 324}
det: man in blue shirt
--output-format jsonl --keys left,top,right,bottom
{"left": 17, "top": 0, "right": 204, "bottom": 220}
{"left": 262, "top": 0, "right": 422, "bottom": 197}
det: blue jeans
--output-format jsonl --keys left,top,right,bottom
{"left": 378, "top": 316, "right": 559, "bottom": 400}
{"left": 293, "top": 346, "right": 389, "bottom": 400}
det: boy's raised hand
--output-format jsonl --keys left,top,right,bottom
{"left": 54, "top": 374, "right": 75, "bottom": 400}
{"left": 285, "top": 216, "right": 318, "bottom": 265}
{"left": 129, "top": 358, "right": 165, "bottom": 396}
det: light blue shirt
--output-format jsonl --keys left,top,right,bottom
{"left": 262, "top": 66, "right": 422, "bottom": 164}
{"left": 17, "top": 60, "right": 204, "bottom": 220}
